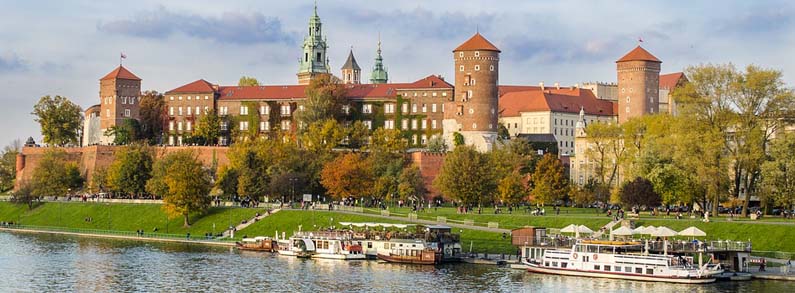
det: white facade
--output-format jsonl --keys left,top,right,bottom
{"left": 501, "top": 110, "right": 613, "bottom": 156}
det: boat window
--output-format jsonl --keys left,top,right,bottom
{"left": 412, "top": 244, "right": 416, "bottom": 247}
{"left": 625, "top": 267, "right": 632, "bottom": 273}
{"left": 614, "top": 266, "right": 621, "bottom": 272}
{"left": 646, "top": 268, "right": 654, "bottom": 275}
{"left": 587, "top": 246, "right": 598, "bottom": 253}
{"left": 604, "top": 265, "right": 611, "bottom": 271}
{"left": 545, "top": 262, "right": 550, "bottom": 267}
{"left": 561, "top": 262, "right": 568, "bottom": 268}
{"left": 635, "top": 268, "right": 643, "bottom": 274}
{"left": 594, "top": 265, "right": 600, "bottom": 270}
{"left": 552, "top": 262, "right": 558, "bottom": 267}
{"left": 367, "top": 242, "right": 372, "bottom": 248}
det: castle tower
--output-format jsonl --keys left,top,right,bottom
{"left": 369, "top": 37, "right": 388, "bottom": 84}
{"left": 341, "top": 48, "right": 361, "bottom": 84}
{"left": 297, "top": 2, "right": 330, "bottom": 85}
{"left": 443, "top": 33, "right": 500, "bottom": 152}
{"left": 616, "top": 46, "right": 661, "bottom": 123}
{"left": 99, "top": 65, "right": 141, "bottom": 144}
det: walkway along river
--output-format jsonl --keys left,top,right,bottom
{"left": 0, "top": 232, "right": 792, "bottom": 292}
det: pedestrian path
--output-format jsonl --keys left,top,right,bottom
{"left": 222, "top": 209, "right": 281, "bottom": 238}
{"left": 592, "top": 219, "right": 621, "bottom": 238}
{"left": 331, "top": 209, "right": 510, "bottom": 234}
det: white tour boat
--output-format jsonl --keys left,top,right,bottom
{"left": 277, "top": 232, "right": 366, "bottom": 260}
{"left": 524, "top": 240, "right": 722, "bottom": 284}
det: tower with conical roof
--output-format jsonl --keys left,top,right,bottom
{"left": 341, "top": 48, "right": 361, "bottom": 84}
{"left": 616, "top": 45, "right": 661, "bottom": 123}
{"left": 369, "top": 37, "right": 388, "bottom": 84}
{"left": 297, "top": 2, "right": 331, "bottom": 85}
{"left": 443, "top": 32, "right": 500, "bottom": 152}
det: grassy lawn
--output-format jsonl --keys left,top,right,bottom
{"left": 0, "top": 202, "right": 265, "bottom": 237}
{"left": 237, "top": 210, "right": 516, "bottom": 254}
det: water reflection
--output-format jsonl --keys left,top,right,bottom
{"left": 0, "top": 232, "right": 790, "bottom": 292}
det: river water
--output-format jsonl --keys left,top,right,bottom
{"left": 0, "top": 232, "right": 791, "bottom": 292}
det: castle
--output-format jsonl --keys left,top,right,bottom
{"left": 23, "top": 3, "right": 689, "bottom": 193}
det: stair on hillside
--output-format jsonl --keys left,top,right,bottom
{"left": 592, "top": 219, "right": 621, "bottom": 238}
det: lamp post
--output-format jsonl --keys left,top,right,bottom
{"left": 290, "top": 177, "right": 299, "bottom": 206}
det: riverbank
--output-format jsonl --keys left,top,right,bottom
{"left": 0, "top": 225, "right": 234, "bottom": 247}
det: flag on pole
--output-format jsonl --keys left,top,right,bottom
{"left": 638, "top": 37, "right": 644, "bottom": 43}
{"left": 121, "top": 52, "right": 127, "bottom": 59}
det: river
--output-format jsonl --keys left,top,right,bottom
{"left": 0, "top": 232, "right": 790, "bottom": 292}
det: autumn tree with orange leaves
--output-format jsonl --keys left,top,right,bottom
{"left": 320, "top": 152, "right": 374, "bottom": 200}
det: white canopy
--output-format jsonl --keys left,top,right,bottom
{"left": 339, "top": 222, "right": 414, "bottom": 228}
{"left": 678, "top": 226, "right": 707, "bottom": 237}
{"left": 652, "top": 226, "right": 678, "bottom": 237}
{"left": 639, "top": 226, "right": 657, "bottom": 235}
{"left": 560, "top": 224, "right": 578, "bottom": 233}
{"left": 632, "top": 226, "right": 646, "bottom": 234}
{"left": 577, "top": 225, "right": 594, "bottom": 234}
{"left": 611, "top": 226, "right": 636, "bottom": 236}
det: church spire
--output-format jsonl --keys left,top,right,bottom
{"left": 297, "top": 1, "right": 330, "bottom": 85}
{"left": 341, "top": 47, "right": 361, "bottom": 84}
{"left": 370, "top": 34, "right": 388, "bottom": 84}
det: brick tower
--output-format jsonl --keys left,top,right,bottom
{"left": 616, "top": 46, "right": 661, "bottom": 123}
{"left": 340, "top": 48, "right": 361, "bottom": 84}
{"left": 99, "top": 65, "right": 141, "bottom": 144}
{"left": 443, "top": 33, "right": 500, "bottom": 152}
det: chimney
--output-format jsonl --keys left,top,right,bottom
{"left": 539, "top": 82, "right": 545, "bottom": 91}
{"left": 554, "top": 82, "right": 560, "bottom": 90}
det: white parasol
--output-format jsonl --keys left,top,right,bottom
{"left": 677, "top": 226, "right": 707, "bottom": 237}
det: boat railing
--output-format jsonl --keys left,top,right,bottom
{"left": 293, "top": 231, "right": 352, "bottom": 239}
{"left": 645, "top": 240, "right": 751, "bottom": 252}
{"left": 514, "top": 236, "right": 578, "bottom": 248}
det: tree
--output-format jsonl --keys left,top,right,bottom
{"left": 426, "top": 136, "right": 448, "bottom": 153}
{"left": 320, "top": 152, "right": 374, "bottom": 199}
{"left": 498, "top": 171, "right": 526, "bottom": 205}
{"left": 138, "top": 91, "right": 166, "bottom": 144}
{"left": 295, "top": 74, "right": 347, "bottom": 128}
{"left": 397, "top": 165, "right": 427, "bottom": 201}
{"left": 529, "top": 153, "right": 569, "bottom": 205}
{"left": 583, "top": 122, "right": 624, "bottom": 187}
{"left": 146, "top": 150, "right": 211, "bottom": 227}
{"left": 238, "top": 76, "right": 261, "bottom": 86}
{"left": 761, "top": 132, "right": 795, "bottom": 210}
{"left": 104, "top": 118, "right": 141, "bottom": 145}
{"left": 32, "top": 95, "right": 82, "bottom": 146}
{"left": 11, "top": 181, "right": 36, "bottom": 209}
{"left": 453, "top": 132, "right": 465, "bottom": 147}
{"left": 0, "top": 140, "right": 21, "bottom": 192}
{"left": 301, "top": 119, "right": 345, "bottom": 152}
{"left": 89, "top": 167, "right": 108, "bottom": 194}
{"left": 194, "top": 110, "right": 222, "bottom": 145}
{"left": 215, "top": 166, "right": 239, "bottom": 200}
{"left": 345, "top": 121, "right": 370, "bottom": 150}
{"left": 433, "top": 146, "right": 496, "bottom": 207}
{"left": 619, "top": 177, "right": 661, "bottom": 208}
{"left": 105, "top": 143, "right": 153, "bottom": 196}
{"left": 30, "top": 149, "right": 83, "bottom": 197}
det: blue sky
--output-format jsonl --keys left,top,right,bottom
{"left": 1, "top": 0, "right": 794, "bottom": 146}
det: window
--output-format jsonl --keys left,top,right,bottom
{"left": 422, "top": 104, "right": 427, "bottom": 113}
{"left": 441, "top": 104, "right": 444, "bottom": 112}
{"left": 474, "top": 65, "right": 480, "bottom": 71}
{"left": 646, "top": 268, "right": 654, "bottom": 275}
{"left": 121, "top": 97, "right": 127, "bottom": 104}
{"left": 186, "top": 121, "right": 192, "bottom": 131}
{"left": 281, "top": 120, "right": 291, "bottom": 130}
{"left": 363, "top": 120, "right": 372, "bottom": 130}
{"left": 431, "top": 120, "right": 437, "bottom": 129}
{"left": 177, "top": 122, "right": 183, "bottom": 131}
{"left": 342, "top": 105, "right": 350, "bottom": 114}
{"left": 220, "top": 106, "right": 228, "bottom": 115}
{"left": 178, "top": 96, "right": 183, "bottom": 100}
{"left": 384, "top": 120, "right": 394, "bottom": 129}
{"left": 178, "top": 107, "right": 183, "bottom": 116}
{"left": 490, "top": 65, "right": 494, "bottom": 71}
{"left": 240, "top": 106, "right": 249, "bottom": 115}
{"left": 362, "top": 104, "right": 373, "bottom": 114}
{"left": 459, "top": 52, "right": 464, "bottom": 58}
{"left": 169, "top": 121, "right": 174, "bottom": 131}
{"left": 421, "top": 134, "right": 427, "bottom": 145}
{"left": 124, "top": 109, "right": 130, "bottom": 117}
{"left": 187, "top": 107, "right": 192, "bottom": 116}
{"left": 467, "top": 90, "right": 473, "bottom": 100}
{"left": 412, "top": 104, "right": 417, "bottom": 113}
{"left": 260, "top": 121, "right": 269, "bottom": 131}
{"left": 384, "top": 103, "right": 395, "bottom": 114}
{"left": 561, "top": 262, "right": 567, "bottom": 268}
{"left": 421, "top": 119, "right": 427, "bottom": 129}
{"left": 432, "top": 92, "right": 437, "bottom": 97}
{"left": 170, "top": 96, "right": 174, "bottom": 101}
{"left": 195, "top": 106, "right": 200, "bottom": 116}
{"left": 204, "top": 106, "right": 209, "bottom": 114}
{"left": 168, "top": 136, "right": 174, "bottom": 145}
{"left": 281, "top": 105, "right": 291, "bottom": 116}
{"left": 635, "top": 268, "right": 643, "bottom": 274}
{"left": 299, "top": 105, "right": 304, "bottom": 112}
{"left": 474, "top": 51, "right": 480, "bottom": 57}
{"left": 205, "top": 95, "right": 209, "bottom": 100}
{"left": 432, "top": 104, "right": 437, "bottom": 113}
{"left": 411, "top": 119, "right": 418, "bottom": 129}
{"left": 412, "top": 135, "right": 417, "bottom": 145}
{"left": 459, "top": 65, "right": 464, "bottom": 72}
{"left": 625, "top": 267, "right": 632, "bottom": 273}
{"left": 594, "top": 265, "right": 601, "bottom": 270}
{"left": 604, "top": 266, "right": 611, "bottom": 271}
{"left": 402, "top": 119, "right": 409, "bottom": 130}
{"left": 221, "top": 122, "right": 228, "bottom": 131}
{"left": 239, "top": 121, "right": 248, "bottom": 131}
{"left": 402, "top": 103, "right": 408, "bottom": 113}
{"left": 187, "top": 96, "right": 192, "bottom": 100}
{"left": 442, "top": 92, "right": 447, "bottom": 97}
{"left": 169, "top": 107, "right": 174, "bottom": 116}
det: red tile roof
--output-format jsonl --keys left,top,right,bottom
{"left": 171, "top": 75, "right": 453, "bottom": 101}
{"left": 454, "top": 33, "right": 501, "bottom": 52}
{"left": 100, "top": 65, "right": 141, "bottom": 81}
{"left": 499, "top": 88, "right": 615, "bottom": 117}
{"left": 616, "top": 46, "right": 661, "bottom": 63}
{"left": 659, "top": 72, "right": 685, "bottom": 89}
{"left": 166, "top": 79, "right": 217, "bottom": 94}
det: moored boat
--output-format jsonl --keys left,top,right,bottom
{"left": 376, "top": 241, "right": 441, "bottom": 265}
{"left": 236, "top": 236, "right": 277, "bottom": 252}
{"left": 524, "top": 240, "right": 722, "bottom": 284}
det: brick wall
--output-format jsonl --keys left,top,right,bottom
{"left": 409, "top": 151, "right": 446, "bottom": 201}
